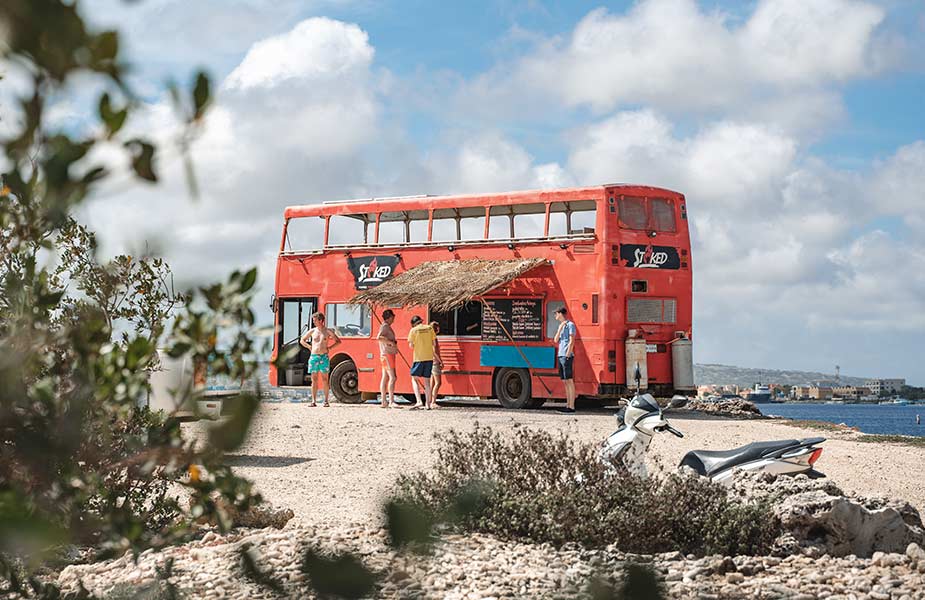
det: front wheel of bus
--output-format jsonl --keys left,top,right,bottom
{"left": 495, "top": 368, "right": 532, "bottom": 409}
{"left": 330, "top": 360, "right": 362, "bottom": 404}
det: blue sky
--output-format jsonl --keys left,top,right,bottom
{"left": 61, "top": 0, "right": 925, "bottom": 384}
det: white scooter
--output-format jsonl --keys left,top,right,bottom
{"left": 601, "top": 379, "right": 825, "bottom": 484}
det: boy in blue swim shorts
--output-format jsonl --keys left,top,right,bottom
{"left": 300, "top": 312, "right": 341, "bottom": 406}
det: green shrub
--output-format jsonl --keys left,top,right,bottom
{"left": 392, "top": 425, "right": 779, "bottom": 556}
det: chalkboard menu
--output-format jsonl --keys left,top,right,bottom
{"left": 481, "top": 298, "right": 543, "bottom": 342}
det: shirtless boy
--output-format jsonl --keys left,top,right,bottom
{"left": 300, "top": 312, "right": 341, "bottom": 407}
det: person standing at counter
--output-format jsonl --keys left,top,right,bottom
{"left": 407, "top": 316, "right": 436, "bottom": 410}
{"left": 377, "top": 309, "right": 400, "bottom": 408}
{"left": 554, "top": 307, "right": 577, "bottom": 414}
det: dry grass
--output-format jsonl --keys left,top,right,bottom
{"left": 349, "top": 258, "right": 549, "bottom": 311}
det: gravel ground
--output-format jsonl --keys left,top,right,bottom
{"left": 57, "top": 524, "right": 925, "bottom": 599}
{"left": 43, "top": 400, "right": 925, "bottom": 599}
{"left": 186, "top": 400, "right": 925, "bottom": 529}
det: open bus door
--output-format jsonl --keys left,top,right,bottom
{"left": 276, "top": 297, "right": 317, "bottom": 385}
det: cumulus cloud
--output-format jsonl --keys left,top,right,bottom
{"left": 460, "top": 0, "right": 889, "bottom": 133}
{"left": 82, "top": 17, "right": 382, "bottom": 294}
{"left": 224, "top": 17, "right": 374, "bottom": 90}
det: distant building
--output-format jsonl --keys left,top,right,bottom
{"left": 832, "top": 385, "right": 865, "bottom": 399}
{"left": 791, "top": 385, "right": 812, "bottom": 399}
{"left": 865, "top": 379, "right": 906, "bottom": 395}
{"left": 808, "top": 385, "right": 833, "bottom": 400}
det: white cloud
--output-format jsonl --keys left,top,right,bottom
{"left": 82, "top": 16, "right": 382, "bottom": 291}
{"left": 459, "top": 0, "right": 890, "bottom": 134}
{"left": 741, "top": 0, "right": 884, "bottom": 84}
{"left": 424, "top": 133, "right": 569, "bottom": 194}
{"left": 224, "top": 18, "right": 373, "bottom": 90}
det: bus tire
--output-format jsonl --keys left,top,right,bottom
{"left": 329, "top": 360, "right": 362, "bottom": 404}
{"left": 495, "top": 368, "right": 532, "bottom": 409}
{"left": 528, "top": 397, "right": 547, "bottom": 409}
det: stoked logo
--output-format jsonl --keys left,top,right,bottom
{"left": 619, "top": 244, "right": 681, "bottom": 269}
{"left": 347, "top": 256, "right": 400, "bottom": 290}
{"left": 633, "top": 246, "right": 669, "bottom": 268}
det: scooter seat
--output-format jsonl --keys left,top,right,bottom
{"left": 679, "top": 439, "right": 802, "bottom": 477}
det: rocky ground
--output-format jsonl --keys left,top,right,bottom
{"left": 32, "top": 401, "right": 925, "bottom": 598}
{"left": 57, "top": 524, "right": 925, "bottom": 599}
{"left": 681, "top": 398, "right": 766, "bottom": 419}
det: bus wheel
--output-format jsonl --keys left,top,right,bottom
{"left": 527, "top": 397, "right": 547, "bottom": 409}
{"left": 330, "top": 360, "right": 362, "bottom": 404}
{"left": 495, "top": 368, "right": 532, "bottom": 409}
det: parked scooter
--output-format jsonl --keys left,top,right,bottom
{"left": 601, "top": 370, "right": 825, "bottom": 483}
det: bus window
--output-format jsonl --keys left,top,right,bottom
{"left": 545, "top": 300, "right": 565, "bottom": 338}
{"left": 410, "top": 218, "right": 428, "bottom": 242}
{"left": 549, "top": 200, "right": 596, "bottom": 236}
{"left": 428, "top": 310, "right": 454, "bottom": 336}
{"left": 429, "top": 301, "right": 482, "bottom": 336}
{"left": 457, "top": 301, "right": 482, "bottom": 335}
{"left": 649, "top": 198, "right": 677, "bottom": 232}
{"left": 328, "top": 214, "right": 370, "bottom": 246}
{"left": 376, "top": 210, "right": 430, "bottom": 244}
{"left": 432, "top": 207, "right": 484, "bottom": 242}
{"left": 377, "top": 212, "right": 405, "bottom": 245}
{"left": 325, "top": 303, "right": 371, "bottom": 337}
{"left": 568, "top": 200, "right": 596, "bottom": 233}
{"left": 488, "top": 206, "right": 513, "bottom": 239}
{"left": 618, "top": 197, "right": 648, "bottom": 230}
{"left": 548, "top": 203, "right": 568, "bottom": 236}
{"left": 285, "top": 216, "right": 325, "bottom": 251}
{"left": 283, "top": 302, "right": 300, "bottom": 342}
{"left": 513, "top": 212, "right": 545, "bottom": 239}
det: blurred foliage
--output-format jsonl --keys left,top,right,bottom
{"left": 391, "top": 425, "right": 780, "bottom": 556}
{"left": 300, "top": 548, "right": 378, "bottom": 599}
{"left": 0, "top": 0, "right": 268, "bottom": 596}
{"left": 586, "top": 563, "right": 666, "bottom": 600}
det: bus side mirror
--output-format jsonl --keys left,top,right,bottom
{"left": 270, "top": 294, "right": 276, "bottom": 312}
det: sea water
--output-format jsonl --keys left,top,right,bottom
{"left": 758, "top": 403, "right": 925, "bottom": 437}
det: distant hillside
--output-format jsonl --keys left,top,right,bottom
{"left": 694, "top": 364, "right": 869, "bottom": 387}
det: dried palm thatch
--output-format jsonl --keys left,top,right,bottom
{"left": 349, "top": 258, "right": 549, "bottom": 312}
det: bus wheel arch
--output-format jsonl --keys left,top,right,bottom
{"left": 493, "top": 367, "right": 532, "bottom": 409}
{"left": 328, "top": 354, "right": 362, "bottom": 404}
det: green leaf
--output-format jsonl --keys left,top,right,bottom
{"left": 125, "top": 139, "right": 158, "bottom": 182}
{"left": 92, "top": 30, "right": 119, "bottom": 62}
{"left": 208, "top": 392, "right": 259, "bottom": 451}
{"left": 240, "top": 268, "right": 258, "bottom": 293}
{"left": 192, "top": 71, "right": 211, "bottom": 120}
{"left": 301, "top": 549, "right": 378, "bottom": 599}
{"left": 98, "top": 93, "right": 127, "bottom": 136}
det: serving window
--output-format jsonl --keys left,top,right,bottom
{"left": 428, "top": 301, "right": 482, "bottom": 337}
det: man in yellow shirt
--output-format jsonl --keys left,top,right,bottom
{"left": 407, "top": 315, "right": 436, "bottom": 409}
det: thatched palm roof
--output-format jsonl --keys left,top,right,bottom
{"left": 349, "top": 258, "right": 549, "bottom": 312}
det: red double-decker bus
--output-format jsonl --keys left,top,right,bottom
{"left": 269, "top": 184, "right": 694, "bottom": 408}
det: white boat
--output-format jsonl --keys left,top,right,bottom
{"left": 878, "top": 397, "right": 911, "bottom": 405}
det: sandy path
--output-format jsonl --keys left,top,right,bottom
{"left": 186, "top": 401, "right": 925, "bottom": 529}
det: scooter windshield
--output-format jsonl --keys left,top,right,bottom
{"left": 630, "top": 394, "right": 660, "bottom": 413}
